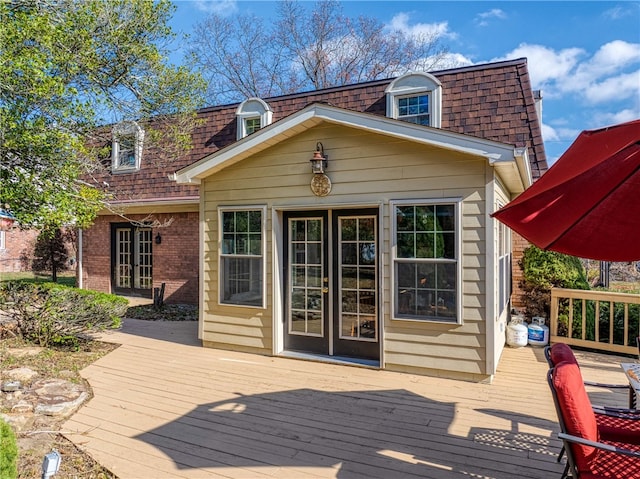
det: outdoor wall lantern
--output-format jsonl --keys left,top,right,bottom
{"left": 310, "top": 142, "right": 327, "bottom": 174}
{"left": 155, "top": 233, "right": 162, "bottom": 245}
{"left": 309, "top": 142, "right": 331, "bottom": 197}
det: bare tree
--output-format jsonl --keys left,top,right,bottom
{"left": 189, "top": 0, "right": 455, "bottom": 104}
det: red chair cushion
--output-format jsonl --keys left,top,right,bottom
{"left": 579, "top": 442, "right": 640, "bottom": 478}
{"left": 553, "top": 361, "right": 599, "bottom": 470}
{"left": 596, "top": 413, "right": 640, "bottom": 445}
{"left": 550, "top": 343, "right": 579, "bottom": 366}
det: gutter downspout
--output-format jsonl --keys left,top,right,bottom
{"left": 77, "top": 229, "right": 83, "bottom": 289}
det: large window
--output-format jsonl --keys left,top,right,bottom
{"left": 393, "top": 201, "right": 459, "bottom": 322}
{"left": 220, "top": 208, "right": 265, "bottom": 307}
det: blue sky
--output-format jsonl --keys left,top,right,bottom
{"left": 168, "top": 1, "right": 640, "bottom": 164}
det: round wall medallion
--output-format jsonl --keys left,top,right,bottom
{"left": 310, "top": 174, "right": 332, "bottom": 196}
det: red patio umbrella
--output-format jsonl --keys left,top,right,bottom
{"left": 492, "top": 119, "right": 640, "bottom": 261}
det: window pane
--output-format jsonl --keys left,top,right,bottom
{"left": 359, "top": 218, "right": 374, "bottom": 240}
{"left": 397, "top": 262, "right": 415, "bottom": 288}
{"left": 396, "top": 206, "right": 414, "bottom": 231}
{"left": 235, "top": 212, "right": 248, "bottom": 232}
{"left": 342, "top": 267, "right": 358, "bottom": 289}
{"left": 436, "top": 204, "right": 455, "bottom": 231}
{"left": 359, "top": 267, "right": 376, "bottom": 289}
{"left": 249, "top": 234, "right": 261, "bottom": 255}
{"left": 342, "top": 243, "right": 358, "bottom": 265}
{"left": 342, "top": 291, "right": 358, "bottom": 313}
{"left": 222, "top": 234, "right": 234, "bottom": 254}
{"left": 415, "top": 206, "right": 434, "bottom": 231}
{"left": 442, "top": 233, "right": 455, "bottom": 259}
{"left": 291, "top": 311, "right": 306, "bottom": 332}
{"left": 292, "top": 220, "right": 305, "bottom": 241}
{"left": 341, "top": 218, "right": 357, "bottom": 241}
{"left": 307, "top": 219, "right": 321, "bottom": 241}
{"left": 235, "top": 234, "right": 248, "bottom": 255}
{"left": 437, "top": 263, "right": 456, "bottom": 289}
{"left": 360, "top": 243, "right": 375, "bottom": 265}
{"left": 307, "top": 243, "right": 321, "bottom": 265}
{"left": 417, "top": 263, "right": 436, "bottom": 288}
{"left": 249, "top": 210, "right": 261, "bottom": 232}
{"left": 223, "top": 212, "right": 234, "bottom": 232}
{"left": 291, "top": 288, "right": 305, "bottom": 309}
{"left": 307, "top": 266, "right": 322, "bottom": 287}
{"left": 397, "top": 233, "right": 415, "bottom": 258}
{"left": 293, "top": 266, "right": 306, "bottom": 287}
{"left": 307, "top": 312, "right": 322, "bottom": 334}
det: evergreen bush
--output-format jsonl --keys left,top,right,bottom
{"left": 0, "top": 419, "right": 18, "bottom": 479}
{"left": 519, "top": 245, "right": 589, "bottom": 319}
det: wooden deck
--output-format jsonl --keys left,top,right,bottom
{"left": 62, "top": 319, "right": 632, "bottom": 479}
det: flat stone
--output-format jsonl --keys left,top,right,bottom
{"left": 7, "top": 347, "right": 43, "bottom": 358}
{"left": 0, "top": 412, "right": 35, "bottom": 433}
{"left": 1, "top": 380, "right": 22, "bottom": 392}
{"left": 11, "top": 400, "right": 34, "bottom": 414}
{"left": 5, "top": 367, "right": 38, "bottom": 382}
{"left": 30, "top": 379, "right": 89, "bottom": 417}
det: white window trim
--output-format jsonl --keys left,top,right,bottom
{"left": 385, "top": 72, "right": 442, "bottom": 128}
{"left": 390, "top": 198, "right": 462, "bottom": 324}
{"left": 218, "top": 205, "right": 267, "bottom": 309}
{"left": 0, "top": 230, "right": 5, "bottom": 250}
{"left": 236, "top": 98, "right": 273, "bottom": 140}
{"left": 496, "top": 202, "right": 511, "bottom": 316}
{"left": 112, "top": 121, "right": 144, "bottom": 173}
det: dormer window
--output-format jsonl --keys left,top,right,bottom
{"left": 386, "top": 72, "right": 442, "bottom": 128}
{"left": 112, "top": 121, "right": 144, "bottom": 173}
{"left": 236, "top": 98, "right": 273, "bottom": 140}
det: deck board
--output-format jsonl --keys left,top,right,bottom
{"left": 62, "top": 319, "right": 632, "bottom": 478}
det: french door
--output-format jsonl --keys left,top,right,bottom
{"left": 111, "top": 224, "right": 153, "bottom": 297}
{"left": 283, "top": 209, "right": 379, "bottom": 361}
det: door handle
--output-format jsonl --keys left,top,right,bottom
{"left": 322, "top": 287, "right": 329, "bottom": 294}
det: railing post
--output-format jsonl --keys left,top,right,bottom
{"left": 551, "top": 288, "right": 559, "bottom": 336}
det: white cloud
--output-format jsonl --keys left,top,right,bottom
{"left": 583, "top": 70, "right": 640, "bottom": 104}
{"left": 601, "top": 109, "right": 640, "bottom": 125}
{"left": 387, "top": 13, "right": 457, "bottom": 41}
{"left": 192, "top": 0, "right": 237, "bottom": 16}
{"left": 491, "top": 44, "right": 585, "bottom": 89}
{"left": 475, "top": 8, "right": 507, "bottom": 27}
{"left": 491, "top": 41, "right": 640, "bottom": 111}
{"left": 541, "top": 122, "right": 559, "bottom": 142}
{"left": 603, "top": 5, "right": 636, "bottom": 20}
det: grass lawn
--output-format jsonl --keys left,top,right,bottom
{"left": 0, "top": 271, "right": 76, "bottom": 287}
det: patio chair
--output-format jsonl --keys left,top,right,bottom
{"left": 548, "top": 361, "right": 640, "bottom": 479}
{"left": 545, "top": 343, "right": 636, "bottom": 409}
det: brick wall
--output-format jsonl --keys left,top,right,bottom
{"left": 511, "top": 231, "right": 529, "bottom": 311}
{"left": 0, "top": 229, "right": 39, "bottom": 272}
{"left": 81, "top": 212, "right": 199, "bottom": 304}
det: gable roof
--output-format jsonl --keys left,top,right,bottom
{"left": 174, "top": 102, "right": 532, "bottom": 193}
{"left": 92, "top": 58, "right": 546, "bottom": 204}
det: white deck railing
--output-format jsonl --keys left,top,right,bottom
{"left": 550, "top": 287, "right": 640, "bottom": 355}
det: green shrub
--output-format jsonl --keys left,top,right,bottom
{"left": 519, "top": 245, "right": 589, "bottom": 319}
{"left": 0, "top": 419, "right": 18, "bottom": 479}
{"left": 0, "top": 281, "right": 126, "bottom": 347}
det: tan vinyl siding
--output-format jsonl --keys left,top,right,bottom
{"left": 201, "top": 123, "right": 489, "bottom": 377}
